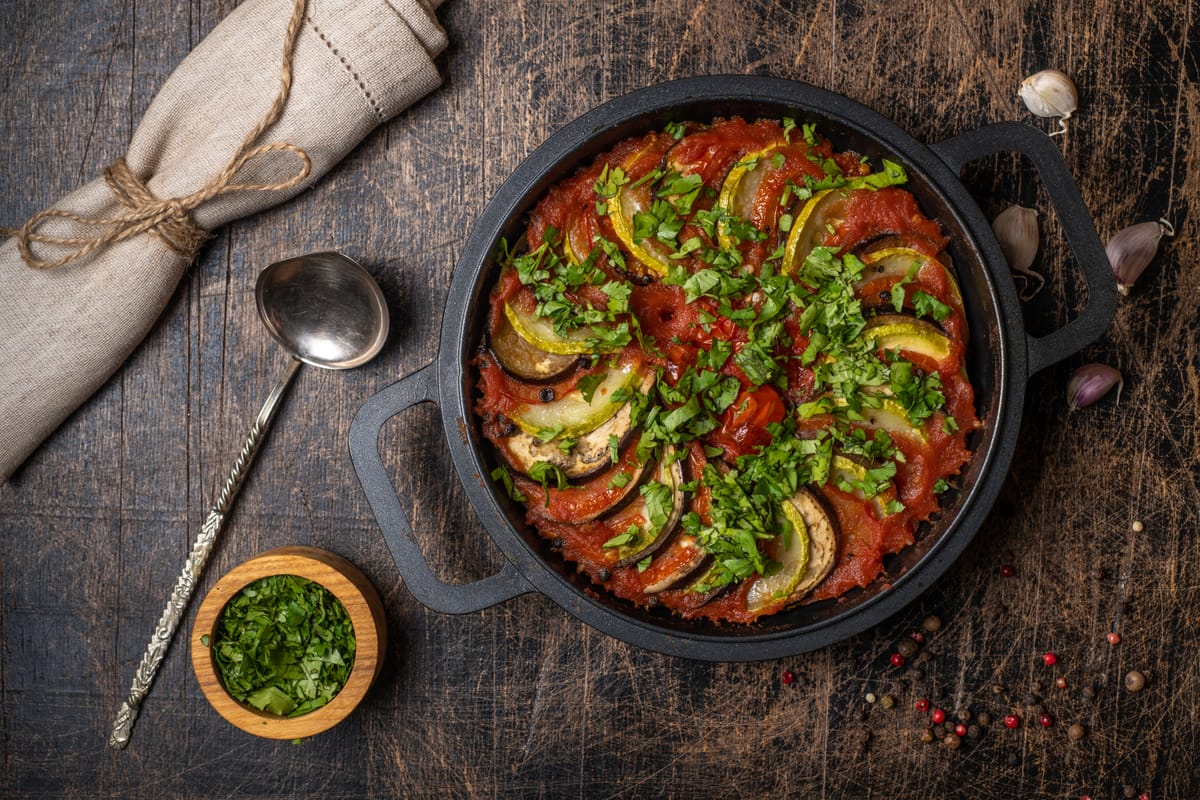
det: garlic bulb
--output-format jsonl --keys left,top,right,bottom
{"left": 1019, "top": 70, "right": 1078, "bottom": 136}
{"left": 1107, "top": 218, "right": 1175, "bottom": 295}
{"left": 1067, "top": 364, "right": 1123, "bottom": 411}
{"left": 992, "top": 205, "right": 1043, "bottom": 300}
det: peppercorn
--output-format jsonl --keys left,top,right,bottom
{"left": 992, "top": 684, "right": 1005, "bottom": 695}
{"left": 1023, "top": 693, "right": 1041, "bottom": 707}
{"left": 1081, "top": 685, "right": 1096, "bottom": 701}
{"left": 865, "top": 692, "right": 877, "bottom": 703}
{"left": 920, "top": 729, "right": 935, "bottom": 744}
{"left": 881, "top": 694, "right": 896, "bottom": 710}
{"left": 890, "top": 653, "right": 906, "bottom": 667}
{"left": 1000, "top": 564, "right": 1015, "bottom": 577}
{"left": 957, "top": 709, "right": 972, "bottom": 722}
{"left": 911, "top": 631, "right": 926, "bottom": 644}
{"left": 923, "top": 615, "right": 942, "bottom": 632}
{"left": 1055, "top": 676, "right": 1068, "bottom": 690}
{"left": 1004, "top": 714, "right": 1020, "bottom": 729}
{"left": 1042, "top": 652, "right": 1058, "bottom": 666}
{"left": 897, "top": 638, "right": 919, "bottom": 658}
{"left": 1005, "top": 751, "right": 1021, "bottom": 767}
{"left": 781, "top": 670, "right": 795, "bottom": 685}
{"left": 1124, "top": 670, "right": 1147, "bottom": 692}
{"left": 538, "top": 387, "right": 556, "bottom": 403}
{"left": 597, "top": 568, "right": 612, "bottom": 582}
{"left": 1039, "top": 714, "right": 1054, "bottom": 728}
{"left": 967, "top": 724, "right": 981, "bottom": 739}
{"left": 1121, "top": 786, "right": 1136, "bottom": 799}
{"left": 931, "top": 708, "right": 946, "bottom": 724}
{"left": 1068, "top": 723, "right": 1086, "bottom": 741}
{"left": 977, "top": 712, "right": 991, "bottom": 726}
{"left": 943, "top": 733, "right": 961, "bottom": 749}
{"left": 1132, "top": 520, "right": 1144, "bottom": 532}
{"left": 915, "top": 698, "right": 930, "bottom": 712}
{"left": 911, "top": 667, "right": 926, "bottom": 681}
{"left": 1107, "top": 632, "right": 1121, "bottom": 645}
{"left": 954, "top": 723, "right": 967, "bottom": 737}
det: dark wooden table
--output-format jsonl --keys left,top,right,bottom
{"left": 2, "top": 1, "right": 1197, "bottom": 797}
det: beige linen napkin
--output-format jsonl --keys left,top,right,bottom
{"left": 0, "top": 0, "right": 447, "bottom": 481}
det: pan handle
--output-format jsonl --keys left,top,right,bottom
{"left": 348, "top": 362, "right": 534, "bottom": 614}
{"left": 930, "top": 122, "right": 1117, "bottom": 375}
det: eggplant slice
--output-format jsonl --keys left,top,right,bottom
{"left": 605, "top": 446, "right": 686, "bottom": 567}
{"left": 490, "top": 306, "right": 581, "bottom": 383}
{"left": 498, "top": 394, "right": 641, "bottom": 480}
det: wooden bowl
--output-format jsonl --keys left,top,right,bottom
{"left": 191, "top": 546, "right": 387, "bottom": 739}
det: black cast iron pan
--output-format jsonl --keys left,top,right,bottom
{"left": 349, "top": 76, "right": 1116, "bottom": 661}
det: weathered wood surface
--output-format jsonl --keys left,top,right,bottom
{"left": 2, "top": 0, "right": 1197, "bottom": 797}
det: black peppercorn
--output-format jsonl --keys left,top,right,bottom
{"left": 897, "top": 638, "right": 919, "bottom": 658}
{"left": 597, "top": 567, "right": 612, "bottom": 582}
{"left": 1005, "top": 751, "right": 1021, "bottom": 767}
{"left": 966, "top": 724, "right": 981, "bottom": 739}
{"left": 538, "top": 387, "right": 556, "bottom": 403}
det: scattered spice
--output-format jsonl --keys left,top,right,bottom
{"left": 1068, "top": 723, "right": 1086, "bottom": 741}
{"left": 967, "top": 724, "right": 982, "bottom": 739}
{"left": 890, "top": 653, "right": 906, "bottom": 667}
{"left": 781, "top": 670, "right": 795, "bottom": 685}
{"left": 897, "top": 638, "right": 920, "bottom": 658}
{"left": 1055, "top": 676, "right": 1068, "bottom": 690}
{"left": 1040, "top": 714, "right": 1054, "bottom": 728}
{"left": 1000, "top": 564, "right": 1015, "bottom": 577}
{"left": 1005, "top": 751, "right": 1021, "bottom": 767}
{"left": 1107, "top": 632, "right": 1121, "bottom": 645}
{"left": 211, "top": 574, "right": 356, "bottom": 718}
{"left": 1004, "top": 714, "right": 1021, "bottom": 729}
{"left": 1081, "top": 685, "right": 1096, "bottom": 701}
{"left": 992, "top": 684, "right": 1005, "bottom": 695}
{"left": 1042, "top": 652, "right": 1058, "bottom": 667}
{"left": 923, "top": 615, "right": 943, "bottom": 632}
{"left": 977, "top": 712, "right": 991, "bottom": 726}
{"left": 1124, "top": 670, "right": 1147, "bottom": 692}
{"left": 866, "top": 692, "right": 877, "bottom": 703}
{"left": 881, "top": 694, "right": 896, "bottom": 709}
{"left": 915, "top": 698, "right": 930, "bottom": 712}
{"left": 920, "top": 729, "right": 935, "bottom": 744}
{"left": 931, "top": 708, "right": 947, "bottom": 724}
{"left": 1132, "top": 520, "right": 1144, "bottom": 533}
{"left": 943, "top": 733, "right": 962, "bottom": 749}
{"left": 1122, "top": 787, "right": 1137, "bottom": 799}
{"left": 1023, "top": 693, "right": 1042, "bottom": 707}
{"left": 954, "top": 723, "right": 968, "bottom": 737}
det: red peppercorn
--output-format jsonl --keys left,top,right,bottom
{"left": 911, "top": 631, "right": 925, "bottom": 643}
{"left": 915, "top": 698, "right": 930, "bottom": 712}
{"left": 1055, "top": 676, "right": 1068, "bottom": 690}
{"left": 891, "top": 652, "right": 906, "bottom": 667}
{"left": 931, "top": 708, "right": 946, "bottom": 724}
{"left": 1138, "top": 794, "right": 1150, "bottom": 800}
{"left": 1000, "top": 564, "right": 1015, "bottom": 577}
{"left": 1040, "top": 714, "right": 1054, "bottom": 728}
{"left": 1004, "top": 714, "right": 1020, "bottom": 729}
{"left": 1042, "top": 652, "right": 1058, "bottom": 666}
{"left": 781, "top": 670, "right": 795, "bottom": 685}
{"left": 954, "top": 723, "right": 968, "bottom": 737}
{"left": 1107, "top": 632, "right": 1121, "bottom": 645}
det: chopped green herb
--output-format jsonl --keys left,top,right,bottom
{"left": 212, "top": 575, "right": 356, "bottom": 718}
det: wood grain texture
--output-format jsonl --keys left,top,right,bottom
{"left": 2, "top": 0, "right": 1198, "bottom": 797}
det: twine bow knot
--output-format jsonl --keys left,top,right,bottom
{"left": 9, "top": 0, "right": 310, "bottom": 271}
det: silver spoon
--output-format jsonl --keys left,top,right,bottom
{"left": 109, "top": 252, "right": 389, "bottom": 748}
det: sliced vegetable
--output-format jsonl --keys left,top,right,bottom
{"left": 499, "top": 397, "right": 639, "bottom": 479}
{"left": 745, "top": 498, "right": 811, "bottom": 612}
{"left": 490, "top": 306, "right": 581, "bottom": 382}
{"left": 504, "top": 298, "right": 614, "bottom": 356}
{"left": 607, "top": 143, "right": 674, "bottom": 277}
{"left": 864, "top": 314, "right": 952, "bottom": 363}
{"left": 781, "top": 189, "right": 848, "bottom": 274}
{"left": 716, "top": 142, "right": 785, "bottom": 249}
{"left": 641, "top": 535, "right": 710, "bottom": 594}
{"left": 782, "top": 488, "right": 839, "bottom": 603}
{"left": 605, "top": 447, "right": 686, "bottom": 567}
{"left": 828, "top": 454, "right": 901, "bottom": 518}
{"left": 510, "top": 361, "right": 648, "bottom": 439}
{"left": 521, "top": 439, "right": 652, "bottom": 522}
{"left": 835, "top": 394, "right": 929, "bottom": 444}
{"left": 856, "top": 247, "right": 965, "bottom": 309}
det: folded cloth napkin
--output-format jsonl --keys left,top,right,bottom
{"left": 0, "top": 0, "right": 447, "bottom": 482}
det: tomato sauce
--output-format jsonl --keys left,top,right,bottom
{"left": 474, "top": 118, "right": 980, "bottom": 624}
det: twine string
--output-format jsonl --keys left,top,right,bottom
{"left": 6, "top": 0, "right": 311, "bottom": 270}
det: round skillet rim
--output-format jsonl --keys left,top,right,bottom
{"left": 438, "top": 77, "right": 1028, "bottom": 660}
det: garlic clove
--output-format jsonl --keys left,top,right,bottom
{"left": 1107, "top": 218, "right": 1174, "bottom": 296}
{"left": 1019, "top": 69, "right": 1078, "bottom": 136}
{"left": 992, "top": 205, "right": 1043, "bottom": 300}
{"left": 1067, "top": 363, "right": 1123, "bottom": 412}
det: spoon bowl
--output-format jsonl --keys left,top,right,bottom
{"left": 256, "top": 251, "right": 389, "bottom": 369}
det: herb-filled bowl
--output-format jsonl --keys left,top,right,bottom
{"left": 349, "top": 76, "right": 1116, "bottom": 661}
{"left": 190, "top": 546, "right": 387, "bottom": 739}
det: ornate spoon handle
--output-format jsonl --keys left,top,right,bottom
{"left": 109, "top": 356, "right": 302, "bottom": 749}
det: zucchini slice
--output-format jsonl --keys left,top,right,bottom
{"left": 864, "top": 314, "right": 952, "bottom": 364}
{"left": 829, "top": 454, "right": 901, "bottom": 518}
{"left": 504, "top": 299, "right": 613, "bottom": 356}
{"left": 716, "top": 142, "right": 785, "bottom": 250}
{"left": 782, "top": 488, "right": 839, "bottom": 603}
{"left": 490, "top": 306, "right": 581, "bottom": 382}
{"left": 781, "top": 189, "right": 849, "bottom": 275}
{"left": 510, "top": 361, "right": 649, "bottom": 439}
{"left": 499, "top": 394, "right": 639, "bottom": 480}
{"left": 745, "top": 494, "right": 812, "bottom": 612}
{"left": 834, "top": 394, "right": 929, "bottom": 444}
{"left": 604, "top": 446, "right": 686, "bottom": 567}
{"left": 606, "top": 141, "right": 674, "bottom": 277}
{"left": 856, "top": 247, "right": 965, "bottom": 309}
